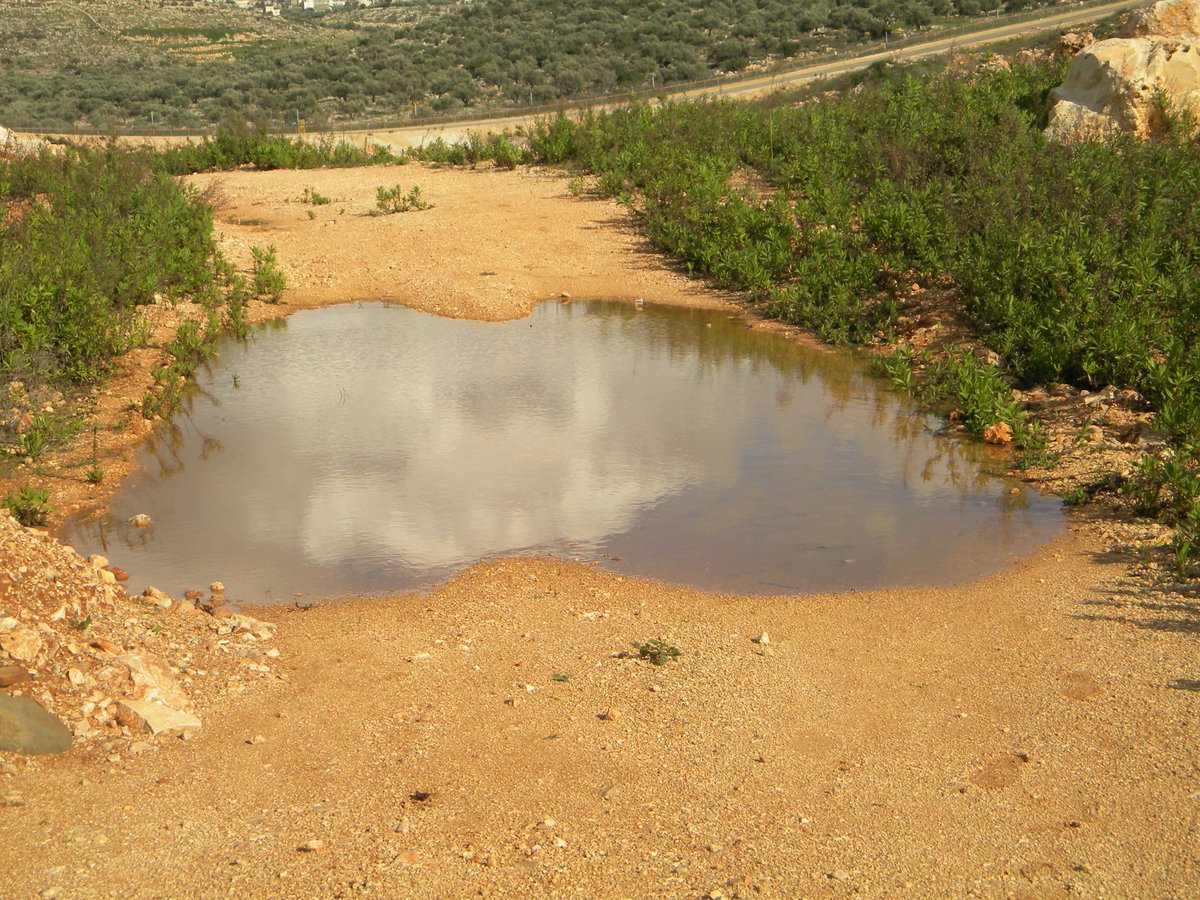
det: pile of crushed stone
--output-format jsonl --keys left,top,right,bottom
{"left": 0, "top": 513, "right": 280, "bottom": 757}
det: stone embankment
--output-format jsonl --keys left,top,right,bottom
{"left": 1046, "top": 0, "right": 1200, "bottom": 140}
{"left": 0, "top": 513, "right": 277, "bottom": 758}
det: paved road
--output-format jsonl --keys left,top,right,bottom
{"left": 362, "top": 0, "right": 1141, "bottom": 149}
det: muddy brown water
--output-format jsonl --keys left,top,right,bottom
{"left": 61, "top": 301, "right": 1061, "bottom": 603}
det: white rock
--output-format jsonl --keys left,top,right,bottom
{"left": 1046, "top": 0, "right": 1200, "bottom": 141}
{"left": 0, "top": 627, "right": 43, "bottom": 662}
{"left": 0, "top": 126, "right": 45, "bottom": 156}
{"left": 228, "top": 614, "right": 275, "bottom": 641}
{"left": 1127, "top": 0, "right": 1200, "bottom": 37}
{"left": 116, "top": 699, "right": 201, "bottom": 735}
{"left": 143, "top": 587, "right": 172, "bottom": 605}
{"left": 115, "top": 652, "right": 190, "bottom": 711}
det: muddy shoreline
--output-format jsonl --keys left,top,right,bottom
{"left": 2, "top": 164, "right": 1196, "bottom": 896}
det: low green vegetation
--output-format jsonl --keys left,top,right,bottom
{"left": 3, "top": 485, "right": 54, "bottom": 526}
{"left": 154, "top": 123, "right": 402, "bottom": 175}
{"left": 250, "top": 245, "right": 286, "bottom": 303}
{"left": 1128, "top": 450, "right": 1200, "bottom": 577}
{"left": 510, "top": 61, "right": 1199, "bottom": 426}
{"left": 413, "top": 133, "right": 528, "bottom": 169}
{"left": 12, "top": 411, "right": 80, "bottom": 460}
{"left": 121, "top": 25, "right": 240, "bottom": 42}
{"left": 374, "top": 184, "right": 430, "bottom": 214}
{"left": 869, "top": 348, "right": 1047, "bottom": 462}
{"left": 632, "top": 638, "right": 681, "bottom": 665}
{"left": 300, "top": 186, "right": 332, "bottom": 206}
{"left": 0, "top": 147, "right": 215, "bottom": 385}
{"left": 0, "top": 143, "right": 275, "bottom": 456}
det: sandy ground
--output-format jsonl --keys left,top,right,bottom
{"left": 2, "top": 165, "right": 1197, "bottom": 897}
{"left": 198, "top": 164, "right": 731, "bottom": 321}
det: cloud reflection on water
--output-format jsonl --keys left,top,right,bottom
{"left": 62, "top": 301, "right": 1061, "bottom": 601}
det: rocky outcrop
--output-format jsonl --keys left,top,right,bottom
{"left": 1045, "top": 0, "right": 1200, "bottom": 141}
{"left": 1125, "top": 0, "right": 1200, "bottom": 38}
{"left": 0, "top": 125, "right": 46, "bottom": 158}
{"left": 1058, "top": 31, "right": 1096, "bottom": 57}
{"left": 0, "top": 514, "right": 278, "bottom": 755}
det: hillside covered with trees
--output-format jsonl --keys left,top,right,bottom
{"left": 1, "top": 0, "right": 1073, "bottom": 130}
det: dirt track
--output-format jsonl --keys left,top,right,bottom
{"left": 2, "top": 165, "right": 1197, "bottom": 897}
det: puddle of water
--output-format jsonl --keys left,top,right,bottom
{"left": 62, "top": 301, "right": 1061, "bottom": 603}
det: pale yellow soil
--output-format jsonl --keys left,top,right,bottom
{"left": 197, "top": 164, "right": 732, "bottom": 322}
{"left": 1, "top": 165, "right": 1197, "bottom": 898}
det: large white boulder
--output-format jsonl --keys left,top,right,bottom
{"left": 1045, "top": 0, "right": 1200, "bottom": 141}
{"left": 0, "top": 125, "right": 46, "bottom": 157}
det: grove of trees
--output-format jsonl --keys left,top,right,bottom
{"left": 1, "top": 0, "right": 1060, "bottom": 130}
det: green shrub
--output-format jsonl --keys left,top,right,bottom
{"left": 4, "top": 485, "right": 54, "bottom": 526}
{"left": 488, "top": 135, "right": 525, "bottom": 170}
{"left": 374, "top": 184, "right": 429, "bottom": 214}
{"left": 155, "top": 123, "right": 402, "bottom": 176}
{"left": 632, "top": 638, "right": 680, "bottom": 666}
{"left": 0, "top": 146, "right": 219, "bottom": 385}
{"left": 163, "top": 319, "right": 214, "bottom": 378}
{"left": 300, "top": 186, "right": 332, "bottom": 205}
{"left": 250, "top": 245, "right": 286, "bottom": 302}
